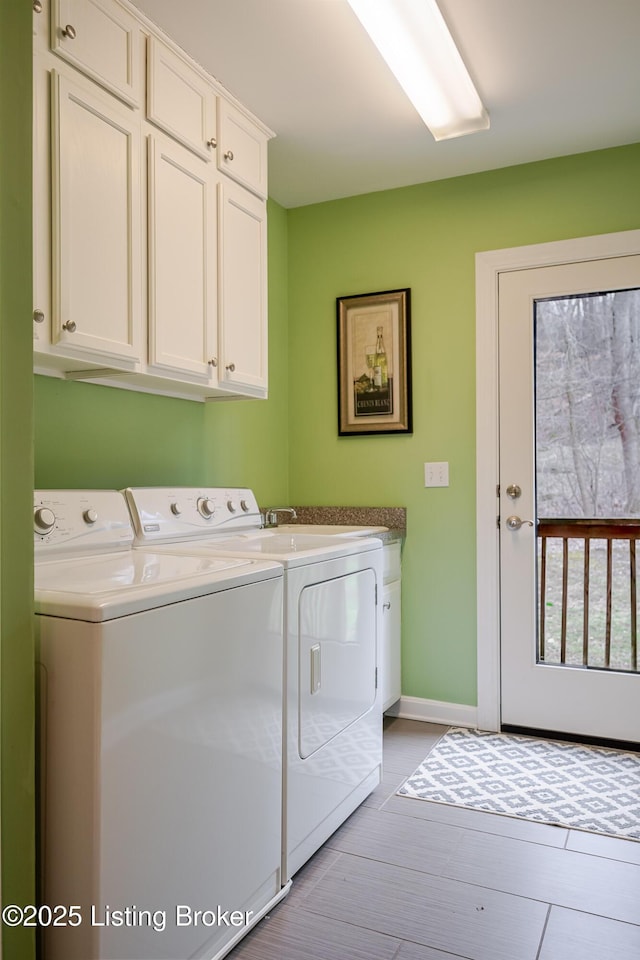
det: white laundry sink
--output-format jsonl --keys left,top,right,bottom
{"left": 275, "top": 523, "right": 388, "bottom": 537}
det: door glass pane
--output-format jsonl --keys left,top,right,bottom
{"left": 534, "top": 288, "right": 640, "bottom": 672}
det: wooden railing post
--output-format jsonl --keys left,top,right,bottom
{"left": 537, "top": 518, "right": 640, "bottom": 673}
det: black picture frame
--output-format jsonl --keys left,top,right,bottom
{"left": 337, "top": 288, "right": 412, "bottom": 436}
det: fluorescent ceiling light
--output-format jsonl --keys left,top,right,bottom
{"left": 346, "top": 0, "right": 489, "bottom": 141}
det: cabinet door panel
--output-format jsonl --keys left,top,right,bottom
{"left": 147, "top": 36, "right": 216, "bottom": 161}
{"left": 148, "top": 135, "right": 217, "bottom": 380}
{"left": 51, "top": 0, "right": 141, "bottom": 106}
{"left": 217, "top": 99, "right": 268, "bottom": 198}
{"left": 52, "top": 72, "right": 142, "bottom": 365}
{"left": 218, "top": 182, "right": 267, "bottom": 395}
{"left": 381, "top": 578, "right": 401, "bottom": 712}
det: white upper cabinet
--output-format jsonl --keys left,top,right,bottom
{"left": 51, "top": 0, "right": 141, "bottom": 106}
{"left": 148, "top": 134, "right": 218, "bottom": 382}
{"left": 35, "top": 0, "right": 274, "bottom": 401}
{"left": 50, "top": 71, "right": 142, "bottom": 366}
{"left": 146, "top": 36, "right": 217, "bottom": 161}
{"left": 217, "top": 99, "right": 269, "bottom": 199}
{"left": 218, "top": 181, "right": 268, "bottom": 396}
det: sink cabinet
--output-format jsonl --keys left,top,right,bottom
{"left": 381, "top": 541, "right": 402, "bottom": 712}
{"left": 33, "top": 0, "right": 273, "bottom": 401}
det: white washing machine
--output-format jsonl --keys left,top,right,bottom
{"left": 34, "top": 490, "right": 288, "bottom": 960}
{"left": 123, "top": 487, "right": 383, "bottom": 882}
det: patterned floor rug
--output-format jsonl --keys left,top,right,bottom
{"left": 397, "top": 727, "right": 640, "bottom": 841}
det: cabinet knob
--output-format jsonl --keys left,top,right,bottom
{"left": 33, "top": 0, "right": 43, "bottom": 13}
{"left": 225, "top": 362, "right": 235, "bottom": 372}
{"left": 62, "top": 23, "right": 77, "bottom": 39}
{"left": 33, "top": 309, "right": 45, "bottom": 324}
{"left": 383, "top": 601, "right": 391, "bottom": 611}
{"left": 223, "top": 150, "right": 234, "bottom": 162}
{"left": 208, "top": 358, "right": 218, "bottom": 367}
{"left": 207, "top": 137, "right": 217, "bottom": 149}
{"left": 62, "top": 320, "right": 77, "bottom": 333}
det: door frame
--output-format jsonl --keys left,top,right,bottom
{"left": 475, "top": 229, "right": 640, "bottom": 732}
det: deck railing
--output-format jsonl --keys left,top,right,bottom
{"left": 538, "top": 519, "right": 640, "bottom": 672}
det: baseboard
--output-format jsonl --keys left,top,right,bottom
{"left": 385, "top": 696, "right": 477, "bottom": 728}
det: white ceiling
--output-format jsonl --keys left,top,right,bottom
{"left": 131, "top": 0, "right": 640, "bottom": 209}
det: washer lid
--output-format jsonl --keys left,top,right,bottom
{"left": 35, "top": 550, "right": 282, "bottom": 622}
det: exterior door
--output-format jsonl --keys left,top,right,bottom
{"left": 499, "top": 255, "right": 640, "bottom": 742}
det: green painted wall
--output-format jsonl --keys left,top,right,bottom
{"left": 0, "top": 2, "right": 36, "bottom": 957}
{"left": 35, "top": 199, "right": 290, "bottom": 506}
{"left": 287, "top": 144, "right": 640, "bottom": 707}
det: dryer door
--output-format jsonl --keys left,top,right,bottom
{"left": 298, "top": 568, "right": 377, "bottom": 759}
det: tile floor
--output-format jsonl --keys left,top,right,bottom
{"left": 229, "top": 718, "right": 640, "bottom": 960}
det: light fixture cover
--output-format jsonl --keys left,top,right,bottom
{"left": 347, "top": 0, "right": 489, "bottom": 141}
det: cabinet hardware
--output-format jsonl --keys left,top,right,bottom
{"left": 62, "top": 24, "right": 77, "bottom": 39}
{"left": 33, "top": 309, "right": 45, "bottom": 324}
{"left": 208, "top": 358, "right": 218, "bottom": 367}
{"left": 226, "top": 362, "right": 235, "bottom": 372}
{"left": 33, "top": 0, "right": 43, "bottom": 13}
{"left": 223, "top": 150, "right": 234, "bottom": 161}
{"left": 383, "top": 601, "right": 391, "bottom": 611}
{"left": 62, "top": 320, "right": 77, "bottom": 333}
{"left": 207, "top": 137, "right": 217, "bottom": 149}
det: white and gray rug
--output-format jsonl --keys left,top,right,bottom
{"left": 398, "top": 727, "right": 640, "bottom": 841}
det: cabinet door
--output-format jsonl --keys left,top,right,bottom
{"left": 33, "top": 55, "right": 50, "bottom": 346}
{"left": 381, "top": 579, "right": 401, "bottom": 711}
{"left": 148, "top": 135, "right": 218, "bottom": 380}
{"left": 217, "top": 98, "right": 268, "bottom": 198}
{"left": 147, "top": 36, "right": 217, "bottom": 161}
{"left": 51, "top": 0, "right": 141, "bottom": 106}
{"left": 51, "top": 71, "right": 142, "bottom": 365}
{"left": 218, "top": 181, "right": 267, "bottom": 396}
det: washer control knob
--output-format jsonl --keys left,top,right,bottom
{"left": 34, "top": 507, "right": 56, "bottom": 535}
{"left": 197, "top": 497, "right": 216, "bottom": 519}
{"left": 170, "top": 502, "right": 182, "bottom": 516}
{"left": 240, "top": 499, "right": 250, "bottom": 513}
{"left": 227, "top": 500, "right": 237, "bottom": 513}
{"left": 83, "top": 508, "right": 98, "bottom": 525}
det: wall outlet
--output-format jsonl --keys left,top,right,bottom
{"left": 424, "top": 461, "right": 449, "bottom": 487}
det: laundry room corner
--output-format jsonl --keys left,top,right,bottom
{"left": 202, "top": 198, "right": 291, "bottom": 505}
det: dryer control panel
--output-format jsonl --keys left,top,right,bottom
{"left": 34, "top": 490, "right": 133, "bottom": 556}
{"left": 125, "top": 487, "right": 262, "bottom": 544}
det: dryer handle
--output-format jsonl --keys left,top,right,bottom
{"left": 310, "top": 643, "right": 321, "bottom": 694}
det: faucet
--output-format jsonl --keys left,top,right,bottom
{"left": 263, "top": 507, "right": 298, "bottom": 528}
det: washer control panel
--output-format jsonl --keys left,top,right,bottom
{"left": 125, "top": 488, "right": 262, "bottom": 544}
{"left": 34, "top": 491, "right": 133, "bottom": 555}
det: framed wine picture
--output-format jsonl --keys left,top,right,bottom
{"left": 337, "top": 288, "right": 412, "bottom": 436}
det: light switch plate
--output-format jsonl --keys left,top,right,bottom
{"left": 424, "top": 461, "right": 449, "bottom": 487}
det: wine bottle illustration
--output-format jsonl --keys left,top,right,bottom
{"left": 374, "top": 325, "right": 388, "bottom": 388}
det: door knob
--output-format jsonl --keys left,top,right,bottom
{"left": 506, "top": 515, "right": 534, "bottom": 531}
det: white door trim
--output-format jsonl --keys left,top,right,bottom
{"left": 475, "top": 229, "right": 640, "bottom": 732}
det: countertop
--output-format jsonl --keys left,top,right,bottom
{"left": 283, "top": 506, "right": 406, "bottom": 543}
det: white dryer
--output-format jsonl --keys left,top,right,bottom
{"left": 124, "top": 487, "right": 383, "bottom": 882}
{"left": 34, "top": 490, "right": 288, "bottom": 960}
